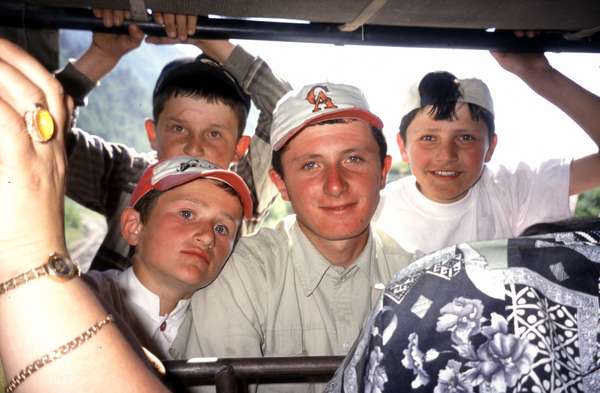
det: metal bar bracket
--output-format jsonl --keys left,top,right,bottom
{"left": 128, "top": 0, "right": 149, "bottom": 22}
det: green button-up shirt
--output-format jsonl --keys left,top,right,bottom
{"left": 172, "top": 215, "right": 413, "bottom": 392}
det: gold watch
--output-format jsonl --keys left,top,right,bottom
{"left": 0, "top": 252, "right": 80, "bottom": 295}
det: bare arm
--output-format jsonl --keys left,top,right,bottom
{"left": 144, "top": 28, "right": 235, "bottom": 62}
{"left": 491, "top": 51, "right": 600, "bottom": 195}
{"left": 70, "top": 9, "right": 144, "bottom": 83}
{"left": 0, "top": 38, "right": 168, "bottom": 393}
{"left": 194, "top": 39, "right": 235, "bottom": 63}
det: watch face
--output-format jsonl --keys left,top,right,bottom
{"left": 48, "top": 254, "right": 80, "bottom": 279}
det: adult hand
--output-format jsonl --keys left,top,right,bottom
{"left": 0, "top": 38, "right": 68, "bottom": 273}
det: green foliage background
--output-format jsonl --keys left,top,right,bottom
{"left": 575, "top": 188, "right": 600, "bottom": 217}
{"left": 61, "top": 30, "right": 180, "bottom": 244}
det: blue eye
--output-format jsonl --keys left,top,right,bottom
{"left": 302, "top": 161, "right": 317, "bottom": 170}
{"left": 214, "top": 224, "right": 229, "bottom": 236}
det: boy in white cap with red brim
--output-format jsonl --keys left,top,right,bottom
{"left": 84, "top": 155, "right": 253, "bottom": 360}
{"left": 172, "top": 82, "right": 413, "bottom": 392}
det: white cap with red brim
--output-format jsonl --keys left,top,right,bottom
{"left": 130, "top": 156, "right": 253, "bottom": 219}
{"left": 270, "top": 82, "right": 383, "bottom": 151}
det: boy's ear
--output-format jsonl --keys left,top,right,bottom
{"left": 484, "top": 133, "right": 498, "bottom": 162}
{"left": 145, "top": 118, "right": 158, "bottom": 151}
{"left": 121, "top": 207, "right": 144, "bottom": 246}
{"left": 380, "top": 155, "right": 393, "bottom": 188}
{"left": 396, "top": 134, "right": 410, "bottom": 163}
{"left": 269, "top": 168, "right": 290, "bottom": 202}
{"left": 233, "top": 135, "right": 251, "bottom": 162}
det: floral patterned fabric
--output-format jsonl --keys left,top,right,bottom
{"left": 325, "top": 226, "right": 600, "bottom": 393}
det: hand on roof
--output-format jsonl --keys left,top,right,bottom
{"left": 93, "top": 8, "right": 131, "bottom": 28}
{"left": 490, "top": 51, "right": 551, "bottom": 78}
{"left": 90, "top": 24, "right": 144, "bottom": 65}
{"left": 152, "top": 12, "right": 198, "bottom": 41}
{"left": 71, "top": 9, "right": 144, "bottom": 83}
{"left": 489, "top": 31, "right": 551, "bottom": 78}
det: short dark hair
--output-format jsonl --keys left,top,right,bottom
{"left": 134, "top": 189, "right": 161, "bottom": 224}
{"left": 152, "top": 81, "right": 248, "bottom": 139}
{"left": 271, "top": 118, "right": 387, "bottom": 178}
{"left": 398, "top": 71, "right": 495, "bottom": 143}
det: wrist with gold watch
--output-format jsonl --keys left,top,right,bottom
{"left": 0, "top": 252, "right": 80, "bottom": 295}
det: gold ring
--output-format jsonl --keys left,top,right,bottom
{"left": 24, "top": 104, "right": 54, "bottom": 143}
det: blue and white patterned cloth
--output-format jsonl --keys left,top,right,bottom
{"left": 325, "top": 223, "right": 600, "bottom": 393}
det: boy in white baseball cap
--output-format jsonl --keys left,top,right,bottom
{"left": 85, "top": 155, "right": 252, "bottom": 360}
{"left": 174, "top": 82, "right": 413, "bottom": 392}
{"left": 375, "top": 51, "right": 600, "bottom": 254}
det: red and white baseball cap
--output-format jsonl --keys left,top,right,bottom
{"left": 270, "top": 82, "right": 383, "bottom": 151}
{"left": 130, "top": 156, "right": 253, "bottom": 219}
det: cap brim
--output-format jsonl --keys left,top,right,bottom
{"left": 155, "top": 169, "right": 254, "bottom": 219}
{"left": 273, "top": 108, "right": 383, "bottom": 151}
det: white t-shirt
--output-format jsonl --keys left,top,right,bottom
{"left": 374, "top": 159, "right": 573, "bottom": 254}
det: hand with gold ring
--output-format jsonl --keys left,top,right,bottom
{"left": 24, "top": 103, "right": 55, "bottom": 142}
{"left": 0, "top": 38, "right": 69, "bottom": 272}
{"left": 0, "top": 39, "right": 171, "bottom": 392}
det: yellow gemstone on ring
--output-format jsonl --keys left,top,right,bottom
{"left": 34, "top": 108, "right": 54, "bottom": 142}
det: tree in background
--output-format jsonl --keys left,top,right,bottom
{"left": 576, "top": 189, "right": 600, "bottom": 217}
{"left": 60, "top": 30, "right": 182, "bottom": 263}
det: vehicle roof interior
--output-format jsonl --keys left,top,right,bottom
{"left": 24, "top": 0, "right": 600, "bottom": 32}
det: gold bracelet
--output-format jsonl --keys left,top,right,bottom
{"left": 0, "top": 253, "right": 80, "bottom": 296}
{"left": 5, "top": 314, "right": 114, "bottom": 393}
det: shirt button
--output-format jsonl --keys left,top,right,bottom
{"left": 160, "top": 321, "right": 167, "bottom": 332}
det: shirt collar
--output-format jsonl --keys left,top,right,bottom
{"left": 289, "top": 219, "right": 375, "bottom": 297}
{"left": 120, "top": 267, "right": 191, "bottom": 324}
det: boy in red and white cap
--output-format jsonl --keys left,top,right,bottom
{"left": 85, "top": 155, "right": 252, "bottom": 360}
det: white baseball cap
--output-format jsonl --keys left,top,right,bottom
{"left": 270, "top": 82, "right": 383, "bottom": 151}
{"left": 401, "top": 75, "right": 494, "bottom": 117}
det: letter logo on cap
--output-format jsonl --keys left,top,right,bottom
{"left": 305, "top": 85, "right": 338, "bottom": 113}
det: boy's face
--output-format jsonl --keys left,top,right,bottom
{"left": 398, "top": 104, "right": 497, "bottom": 203}
{"left": 123, "top": 179, "right": 243, "bottom": 296}
{"left": 145, "top": 95, "right": 250, "bottom": 168}
{"left": 270, "top": 120, "right": 391, "bottom": 253}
